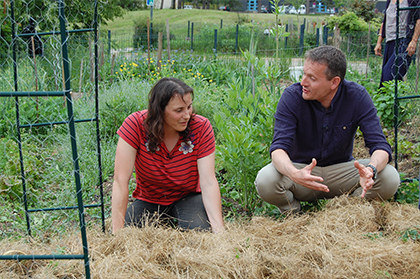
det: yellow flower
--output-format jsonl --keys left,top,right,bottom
{"left": 209, "top": 79, "right": 213, "bottom": 82}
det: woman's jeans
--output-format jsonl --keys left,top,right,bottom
{"left": 125, "top": 192, "right": 211, "bottom": 231}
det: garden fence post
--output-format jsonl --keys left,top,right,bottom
{"left": 366, "top": 23, "right": 370, "bottom": 79}
{"left": 316, "top": 28, "right": 319, "bottom": 47}
{"left": 157, "top": 32, "right": 162, "bottom": 71}
{"left": 108, "top": 30, "right": 111, "bottom": 61}
{"left": 285, "top": 24, "right": 288, "bottom": 49}
{"left": 235, "top": 24, "right": 238, "bottom": 54}
{"left": 147, "top": 18, "right": 150, "bottom": 72}
{"left": 323, "top": 26, "right": 328, "bottom": 45}
{"left": 150, "top": 22, "right": 153, "bottom": 47}
{"left": 214, "top": 29, "right": 217, "bottom": 56}
{"left": 191, "top": 22, "right": 194, "bottom": 52}
{"left": 221, "top": 19, "right": 223, "bottom": 29}
{"left": 187, "top": 20, "right": 190, "bottom": 38}
{"left": 299, "top": 24, "right": 304, "bottom": 56}
{"left": 166, "top": 19, "right": 171, "bottom": 61}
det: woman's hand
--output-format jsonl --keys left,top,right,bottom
{"left": 407, "top": 40, "right": 417, "bottom": 56}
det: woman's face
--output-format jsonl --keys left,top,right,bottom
{"left": 163, "top": 93, "right": 193, "bottom": 133}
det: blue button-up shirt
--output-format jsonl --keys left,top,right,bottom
{"left": 270, "top": 80, "right": 392, "bottom": 167}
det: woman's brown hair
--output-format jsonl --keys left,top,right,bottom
{"left": 145, "top": 78, "right": 194, "bottom": 153}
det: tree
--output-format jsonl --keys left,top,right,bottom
{"left": 10, "top": 0, "right": 125, "bottom": 30}
{"left": 327, "top": 11, "right": 369, "bottom": 33}
{"left": 351, "top": 0, "right": 377, "bottom": 22}
{"left": 285, "top": 0, "right": 305, "bottom": 9}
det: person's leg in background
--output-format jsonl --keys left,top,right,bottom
{"left": 380, "top": 39, "right": 413, "bottom": 87}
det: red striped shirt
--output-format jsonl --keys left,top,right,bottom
{"left": 117, "top": 110, "right": 215, "bottom": 205}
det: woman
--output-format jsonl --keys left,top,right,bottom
{"left": 111, "top": 77, "right": 224, "bottom": 234}
{"left": 374, "top": 0, "right": 420, "bottom": 88}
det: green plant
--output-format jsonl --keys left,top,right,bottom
{"left": 214, "top": 79, "right": 277, "bottom": 214}
{"left": 327, "top": 12, "right": 370, "bottom": 34}
{"left": 399, "top": 226, "right": 420, "bottom": 242}
{"left": 395, "top": 177, "right": 419, "bottom": 204}
{"left": 372, "top": 80, "right": 410, "bottom": 129}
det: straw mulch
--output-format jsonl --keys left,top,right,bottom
{"left": 1, "top": 196, "right": 420, "bottom": 279}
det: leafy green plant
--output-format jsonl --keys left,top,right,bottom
{"left": 327, "top": 12, "right": 370, "bottom": 34}
{"left": 372, "top": 80, "right": 410, "bottom": 129}
{"left": 400, "top": 226, "right": 420, "bottom": 242}
{"left": 395, "top": 177, "right": 419, "bottom": 204}
{"left": 214, "top": 78, "right": 277, "bottom": 214}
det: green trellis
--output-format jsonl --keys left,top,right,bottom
{"left": 0, "top": 1, "right": 104, "bottom": 278}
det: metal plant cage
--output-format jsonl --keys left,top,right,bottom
{"left": 0, "top": 0, "right": 104, "bottom": 277}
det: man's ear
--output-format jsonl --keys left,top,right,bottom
{"left": 330, "top": 76, "right": 341, "bottom": 90}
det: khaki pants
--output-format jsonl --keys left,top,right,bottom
{"left": 254, "top": 159, "right": 400, "bottom": 213}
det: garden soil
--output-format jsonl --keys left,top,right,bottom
{"left": 1, "top": 196, "right": 419, "bottom": 278}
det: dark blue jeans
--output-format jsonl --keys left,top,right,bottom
{"left": 125, "top": 192, "right": 211, "bottom": 231}
{"left": 380, "top": 38, "right": 414, "bottom": 88}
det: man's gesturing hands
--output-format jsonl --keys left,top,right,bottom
{"left": 290, "top": 158, "right": 329, "bottom": 192}
{"left": 354, "top": 161, "right": 375, "bottom": 198}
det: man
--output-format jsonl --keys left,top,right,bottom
{"left": 255, "top": 46, "right": 400, "bottom": 213}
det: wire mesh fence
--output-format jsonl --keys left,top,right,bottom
{"left": 1, "top": 0, "right": 105, "bottom": 277}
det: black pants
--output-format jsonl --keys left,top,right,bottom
{"left": 125, "top": 192, "right": 211, "bottom": 231}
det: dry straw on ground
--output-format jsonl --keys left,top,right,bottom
{"left": 1, "top": 196, "right": 420, "bottom": 279}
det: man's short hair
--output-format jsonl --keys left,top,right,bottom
{"left": 304, "top": 46, "right": 347, "bottom": 82}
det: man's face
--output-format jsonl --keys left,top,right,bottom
{"left": 301, "top": 59, "right": 338, "bottom": 108}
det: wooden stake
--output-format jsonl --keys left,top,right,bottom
{"left": 110, "top": 53, "right": 116, "bottom": 84}
{"left": 158, "top": 32, "right": 163, "bottom": 72}
{"left": 147, "top": 17, "right": 150, "bottom": 74}
{"left": 166, "top": 19, "right": 171, "bottom": 62}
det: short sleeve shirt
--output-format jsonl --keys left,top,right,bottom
{"left": 117, "top": 110, "right": 215, "bottom": 205}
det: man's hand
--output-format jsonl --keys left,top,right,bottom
{"left": 290, "top": 158, "right": 329, "bottom": 192}
{"left": 354, "top": 161, "right": 375, "bottom": 198}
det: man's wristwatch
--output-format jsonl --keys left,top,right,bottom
{"left": 366, "top": 164, "right": 377, "bottom": 180}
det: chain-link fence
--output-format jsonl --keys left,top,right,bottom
{"left": 0, "top": 1, "right": 104, "bottom": 277}
{"left": 390, "top": 3, "right": 420, "bottom": 190}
